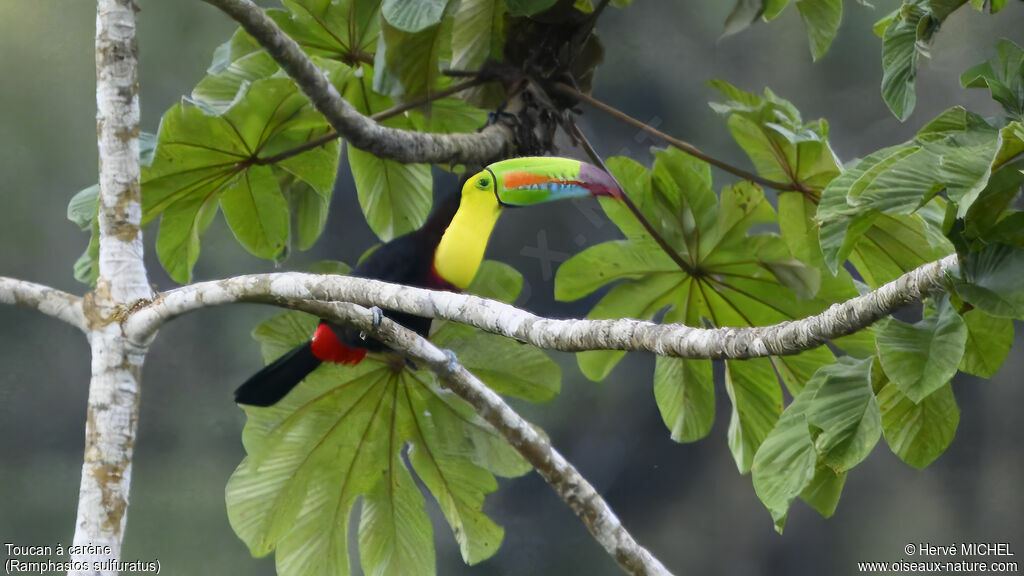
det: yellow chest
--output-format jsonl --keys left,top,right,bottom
{"left": 434, "top": 189, "right": 502, "bottom": 289}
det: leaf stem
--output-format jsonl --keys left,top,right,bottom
{"left": 567, "top": 119, "right": 701, "bottom": 277}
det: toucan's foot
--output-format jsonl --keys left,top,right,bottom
{"left": 405, "top": 357, "right": 419, "bottom": 371}
{"left": 369, "top": 306, "right": 384, "bottom": 327}
{"left": 441, "top": 349, "right": 459, "bottom": 373}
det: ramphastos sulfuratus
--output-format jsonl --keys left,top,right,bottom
{"left": 234, "top": 157, "right": 621, "bottom": 406}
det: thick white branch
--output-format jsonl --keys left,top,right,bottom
{"left": 296, "top": 300, "right": 673, "bottom": 576}
{"left": 0, "top": 276, "right": 86, "bottom": 331}
{"left": 72, "top": 2, "right": 153, "bottom": 575}
{"left": 125, "top": 254, "right": 958, "bottom": 358}
{"left": 200, "top": 0, "right": 513, "bottom": 166}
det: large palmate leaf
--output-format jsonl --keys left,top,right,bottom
{"left": 752, "top": 357, "right": 877, "bottom": 532}
{"left": 143, "top": 72, "right": 340, "bottom": 283}
{"left": 229, "top": 262, "right": 557, "bottom": 576}
{"left": 555, "top": 149, "right": 864, "bottom": 472}
{"left": 710, "top": 80, "right": 841, "bottom": 192}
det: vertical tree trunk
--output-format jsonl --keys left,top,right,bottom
{"left": 71, "top": 2, "right": 151, "bottom": 574}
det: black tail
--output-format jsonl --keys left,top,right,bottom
{"left": 235, "top": 342, "right": 322, "bottom": 406}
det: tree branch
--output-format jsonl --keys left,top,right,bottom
{"left": 250, "top": 77, "right": 485, "bottom": 167}
{"left": 288, "top": 300, "right": 674, "bottom": 576}
{"left": 124, "top": 254, "right": 958, "bottom": 359}
{"left": 72, "top": 1, "right": 154, "bottom": 574}
{"left": 201, "top": 0, "right": 514, "bottom": 165}
{"left": 0, "top": 277, "right": 86, "bottom": 331}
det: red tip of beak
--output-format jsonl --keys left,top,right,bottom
{"left": 578, "top": 163, "right": 624, "bottom": 199}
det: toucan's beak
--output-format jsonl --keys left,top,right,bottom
{"left": 486, "top": 157, "right": 622, "bottom": 206}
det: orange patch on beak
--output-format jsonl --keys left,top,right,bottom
{"left": 501, "top": 170, "right": 556, "bottom": 189}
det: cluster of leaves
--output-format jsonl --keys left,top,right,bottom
{"left": 723, "top": 0, "right": 1012, "bottom": 119}
{"left": 227, "top": 261, "right": 561, "bottom": 576}
{"left": 72, "top": 0, "right": 538, "bottom": 284}
{"left": 557, "top": 46, "right": 1023, "bottom": 529}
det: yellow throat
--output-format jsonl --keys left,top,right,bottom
{"left": 434, "top": 180, "right": 503, "bottom": 289}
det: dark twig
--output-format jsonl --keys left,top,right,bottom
{"left": 553, "top": 82, "right": 808, "bottom": 192}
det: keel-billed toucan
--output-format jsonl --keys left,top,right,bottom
{"left": 235, "top": 157, "right": 620, "bottom": 406}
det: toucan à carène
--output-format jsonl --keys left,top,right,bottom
{"left": 234, "top": 156, "right": 620, "bottom": 406}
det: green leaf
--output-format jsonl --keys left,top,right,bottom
{"left": 348, "top": 147, "right": 432, "bottom": 241}
{"left": 408, "top": 98, "right": 489, "bottom": 134}
{"left": 726, "top": 358, "right": 783, "bottom": 474}
{"left": 879, "top": 2, "right": 926, "bottom": 120}
{"left": 306, "top": 260, "right": 352, "bottom": 275}
{"left": 710, "top": 80, "right": 840, "bottom": 190}
{"left": 878, "top": 1, "right": 972, "bottom": 120}
{"left": 382, "top": 0, "right": 448, "bottom": 32}
{"left": 220, "top": 165, "right": 290, "bottom": 259}
{"left": 876, "top": 296, "right": 967, "bottom": 403}
{"left": 292, "top": 181, "right": 330, "bottom": 251}
{"left": 193, "top": 51, "right": 280, "bottom": 114}
{"left": 877, "top": 381, "right": 959, "bottom": 469}
{"left": 953, "top": 242, "right": 1024, "bottom": 318}
{"left": 345, "top": 67, "right": 433, "bottom": 240}
{"left": 229, "top": 310, "right": 532, "bottom": 575}
{"left": 722, "top": 0, "right": 765, "bottom": 38}
{"left": 750, "top": 360, "right": 822, "bottom": 531}
{"left": 958, "top": 308, "right": 1013, "bottom": 377}
{"left": 466, "top": 260, "right": 524, "bottom": 303}
{"left": 67, "top": 184, "right": 99, "bottom": 230}
{"left": 654, "top": 356, "right": 715, "bottom": 443}
{"left": 960, "top": 38, "right": 1024, "bottom": 119}
{"left": 374, "top": 16, "right": 452, "bottom": 98}
{"left": 452, "top": 0, "right": 505, "bottom": 73}
{"left": 752, "top": 357, "right": 872, "bottom": 530}
{"left": 799, "top": 463, "right": 846, "bottom": 519}
{"left": 796, "top": 0, "right": 842, "bottom": 61}
{"left": 505, "top": 0, "right": 558, "bottom": 17}
{"left": 359, "top": 454, "right": 435, "bottom": 576}
{"left": 155, "top": 193, "right": 219, "bottom": 284}
{"left": 73, "top": 221, "right": 101, "bottom": 286}
{"left": 804, "top": 356, "right": 880, "bottom": 472}
{"left": 68, "top": 184, "right": 102, "bottom": 286}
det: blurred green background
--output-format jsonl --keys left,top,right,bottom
{"left": 1, "top": 1, "right": 1022, "bottom": 574}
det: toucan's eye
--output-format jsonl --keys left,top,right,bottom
{"left": 477, "top": 177, "right": 490, "bottom": 189}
